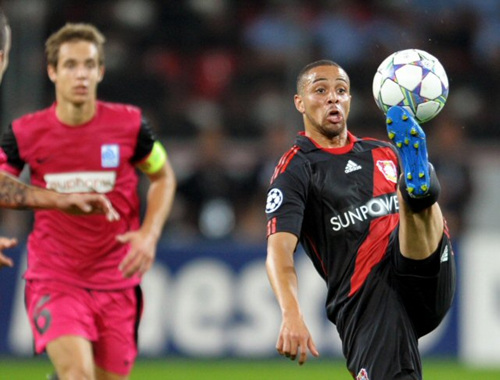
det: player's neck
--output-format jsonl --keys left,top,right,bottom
{"left": 306, "top": 128, "right": 348, "bottom": 149}
{"left": 55, "top": 100, "right": 96, "bottom": 126}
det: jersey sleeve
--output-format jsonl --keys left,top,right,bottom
{"left": 0, "top": 123, "right": 25, "bottom": 176}
{"left": 131, "top": 117, "right": 156, "bottom": 163}
{"left": 265, "top": 162, "right": 310, "bottom": 238}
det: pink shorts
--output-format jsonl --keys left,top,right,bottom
{"left": 25, "top": 280, "right": 143, "bottom": 376}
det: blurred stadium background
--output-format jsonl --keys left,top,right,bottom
{"left": 0, "top": 0, "right": 499, "bottom": 378}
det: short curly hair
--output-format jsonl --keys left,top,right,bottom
{"left": 296, "top": 60, "right": 349, "bottom": 94}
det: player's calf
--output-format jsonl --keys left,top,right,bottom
{"left": 386, "top": 106, "right": 440, "bottom": 213}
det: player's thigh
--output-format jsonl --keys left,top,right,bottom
{"left": 25, "top": 280, "right": 98, "bottom": 355}
{"left": 338, "top": 277, "right": 422, "bottom": 379}
{"left": 394, "top": 232, "right": 456, "bottom": 337}
{"left": 92, "top": 286, "right": 143, "bottom": 377}
{"left": 95, "top": 365, "right": 129, "bottom": 380}
{"left": 46, "top": 335, "right": 94, "bottom": 378}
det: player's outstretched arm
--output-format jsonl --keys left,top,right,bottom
{"left": 267, "top": 232, "right": 320, "bottom": 365}
{"left": 0, "top": 171, "right": 119, "bottom": 221}
{"left": 0, "top": 237, "right": 17, "bottom": 270}
{"left": 51, "top": 193, "right": 120, "bottom": 221}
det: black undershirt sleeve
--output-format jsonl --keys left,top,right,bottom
{"left": 131, "top": 117, "right": 157, "bottom": 164}
{"left": 0, "top": 123, "right": 25, "bottom": 171}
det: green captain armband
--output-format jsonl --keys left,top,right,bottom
{"left": 136, "top": 141, "right": 168, "bottom": 174}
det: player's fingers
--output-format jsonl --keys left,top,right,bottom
{"left": 116, "top": 233, "right": 132, "bottom": 244}
{"left": 118, "top": 247, "right": 135, "bottom": 270}
{"left": 0, "top": 237, "right": 18, "bottom": 249}
{"left": 308, "top": 337, "right": 320, "bottom": 357}
{"left": 276, "top": 336, "right": 284, "bottom": 355}
{"left": 120, "top": 251, "right": 144, "bottom": 277}
{"left": 69, "top": 196, "right": 92, "bottom": 213}
{"left": 98, "top": 196, "right": 120, "bottom": 221}
{"left": 298, "top": 342, "right": 308, "bottom": 365}
{"left": 106, "top": 207, "right": 120, "bottom": 222}
{"left": 0, "top": 254, "right": 14, "bottom": 269}
{"left": 281, "top": 335, "right": 291, "bottom": 358}
{"left": 289, "top": 339, "right": 298, "bottom": 361}
{"left": 138, "top": 257, "right": 153, "bottom": 276}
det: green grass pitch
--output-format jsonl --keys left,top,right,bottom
{"left": 1, "top": 357, "right": 500, "bottom": 379}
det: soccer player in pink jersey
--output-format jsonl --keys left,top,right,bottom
{"left": 0, "top": 10, "right": 118, "bottom": 270}
{"left": 0, "top": 23, "right": 177, "bottom": 379}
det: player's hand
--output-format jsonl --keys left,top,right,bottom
{"left": 57, "top": 193, "right": 120, "bottom": 221}
{"left": 116, "top": 229, "right": 157, "bottom": 278}
{"left": 276, "top": 314, "right": 320, "bottom": 365}
{"left": 0, "top": 237, "right": 17, "bottom": 270}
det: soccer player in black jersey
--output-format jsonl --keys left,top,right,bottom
{"left": 265, "top": 60, "right": 455, "bottom": 379}
{"left": 0, "top": 10, "right": 118, "bottom": 269}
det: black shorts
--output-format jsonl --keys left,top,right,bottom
{"left": 335, "top": 231, "right": 456, "bottom": 380}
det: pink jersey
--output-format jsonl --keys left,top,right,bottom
{"left": 0, "top": 101, "right": 156, "bottom": 289}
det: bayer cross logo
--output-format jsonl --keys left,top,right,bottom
{"left": 266, "top": 188, "right": 283, "bottom": 213}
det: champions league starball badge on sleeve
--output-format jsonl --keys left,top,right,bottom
{"left": 266, "top": 188, "right": 283, "bottom": 213}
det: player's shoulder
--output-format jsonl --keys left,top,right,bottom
{"left": 356, "top": 136, "right": 393, "bottom": 149}
{"left": 277, "top": 144, "right": 308, "bottom": 170}
{"left": 270, "top": 144, "right": 310, "bottom": 184}
{"left": 355, "top": 135, "right": 398, "bottom": 154}
{"left": 12, "top": 105, "right": 53, "bottom": 128}
{"left": 98, "top": 100, "right": 142, "bottom": 118}
{"left": 97, "top": 101, "right": 143, "bottom": 133}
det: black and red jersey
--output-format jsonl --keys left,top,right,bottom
{"left": 266, "top": 131, "right": 401, "bottom": 323}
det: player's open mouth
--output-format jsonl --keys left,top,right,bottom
{"left": 327, "top": 110, "right": 342, "bottom": 123}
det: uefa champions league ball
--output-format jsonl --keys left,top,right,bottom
{"left": 372, "top": 49, "right": 449, "bottom": 123}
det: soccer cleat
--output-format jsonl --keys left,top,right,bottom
{"left": 386, "top": 106, "right": 430, "bottom": 197}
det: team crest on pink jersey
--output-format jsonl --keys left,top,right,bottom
{"left": 376, "top": 160, "right": 397, "bottom": 183}
{"left": 101, "top": 144, "right": 120, "bottom": 168}
{"left": 356, "top": 368, "right": 369, "bottom": 380}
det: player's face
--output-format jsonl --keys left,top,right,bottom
{"left": 48, "top": 40, "right": 104, "bottom": 106}
{"left": 294, "top": 65, "right": 351, "bottom": 143}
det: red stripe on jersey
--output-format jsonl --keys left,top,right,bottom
{"left": 443, "top": 217, "right": 451, "bottom": 239}
{"left": 270, "top": 145, "right": 300, "bottom": 184}
{"left": 267, "top": 217, "right": 277, "bottom": 237}
{"left": 371, "top": 147, "right": 399, "bottom": 197}
{"left": 349, "top": 214, "right": 399, "bottom": 296}
{"left": 304, "top": 233, "right": 328, "bottom": 277}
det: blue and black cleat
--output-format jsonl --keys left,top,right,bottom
{"left": 386, "top": 106, "right": 430, "bottom": 197}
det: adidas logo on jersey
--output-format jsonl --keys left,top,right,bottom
{"left": 345, "top": 160, "right": 362, "bottom": 173}
{"left": 441, "top": 246, "right": 449, "bottom": 263}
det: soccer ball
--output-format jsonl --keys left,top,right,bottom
{"left": 372, "top": 49, "right": 449, "bottom": 123}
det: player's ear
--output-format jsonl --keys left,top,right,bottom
{"left": 47, "top": 65, "right": 57, "bottom": 82}
{"left": 294, "top": 94, "right": 305, "bottom": 114}
{"left": 97, "top": 65, "right": 105, "bottom": 83}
